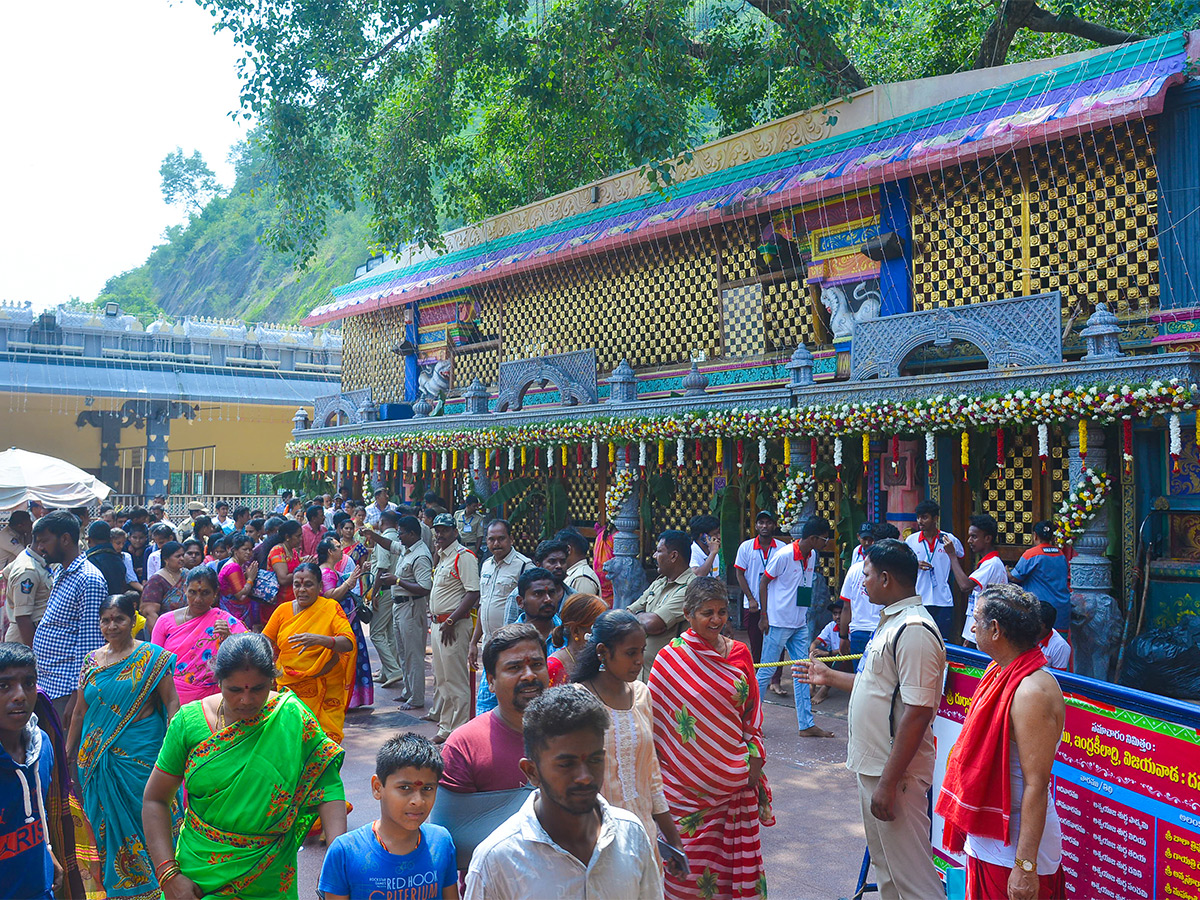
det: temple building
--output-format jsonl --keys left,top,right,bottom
{"left": 0, "top": 303, "right": 340, "bottom": 506}
{"left": 290, "top": 32, "right": 1200, "bottom": 680}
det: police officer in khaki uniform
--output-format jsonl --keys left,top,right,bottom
{"left": 428, "top": 513, "right": 480, "bottom": 743}
{"left": 796, "top": 538, "right": 946, "bottom": 900}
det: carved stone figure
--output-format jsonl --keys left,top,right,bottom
{"left": 821, "top": 281, "right": 881, "bottom": 342}
{"left": 1070, "top": 590, "right": 1121, "bottom": 680}
{"left": 418, "top": 358, "right": 453, "bottom": 400}
{"left": 603, "top": 555, "right": 647, "bottom": 610}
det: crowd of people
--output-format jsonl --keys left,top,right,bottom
{"left": 0, "top": 488, "right": 1074, "bottom": 900}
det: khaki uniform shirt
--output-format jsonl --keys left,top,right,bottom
{"left": 479, "top": 549, "right": 530, "bottom": 644}
{"left": 565, "top": 559, "right": 602, "bottom": 597}
{"left": 455, "top": 510, "right": 485, "bottom": 547}
{"left": 3, "top": 549, "right": 53, "bottom": 641}
{"left": 0, "top": 527, "right": 26, "bottom": 569}
{"left": 430, "top": 541, "right": 481, "bottom": 618}
{"left": 389, "top": 539, "right": 434, "bottom": 601}
{"left": 627, "top": 569, "right": 697, "bottom": 680}
{"left": 846, "top": 595, "right": 946, "bottom": 782}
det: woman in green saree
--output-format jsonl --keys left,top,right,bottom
{"left": 141, "top": 632, "right": 347, "bottom": 900}
{"left": 65, "top": 592, "right": 181, "bottom": 900}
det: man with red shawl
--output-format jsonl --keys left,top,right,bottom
{"left": 937, "top": 583, "right": 1066, "bottom": 900}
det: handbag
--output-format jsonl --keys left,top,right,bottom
{"left": 254, "top": 567, "right": 279, "bottom": 604}
{"left": 355, "top": 585, "right": 374, "bottom": 624}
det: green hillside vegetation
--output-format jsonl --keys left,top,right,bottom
{"left": 94, "top": 141, "right": 375, "bottom": 324}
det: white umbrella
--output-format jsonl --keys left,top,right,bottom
{"left": 0, "top": 447, "right": 114, "bottom": 512}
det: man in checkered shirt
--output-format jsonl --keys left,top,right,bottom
{"left": 30, "top": 510, "right": 108, "bottom": 724}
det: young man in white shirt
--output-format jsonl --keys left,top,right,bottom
{"left": 948, "top": 513, "right": 1009, "bottom": 646}
{"left": 688, "top": 514, "right": 722, "bottom": 577}
{"left": 734, "top": 510, "right": 786, "bottom": 666}
{"left": 464, "top": 686, "right": 663, "bottom": 899}
{"left": 839, "top": 523, "right": 900, "bottom": 656}
{"left": 1037, "top": 600, "right": 1072, "bottom": 670}
{"left": 758, "top": 516, "right": 835, "bottom": 738}
{"left": 472, "top": 519, "right": 531, "bottom": 714}
{"left": 905, "top": 499, "right": 964, "bottom": 639}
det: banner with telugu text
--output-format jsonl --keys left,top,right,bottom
{"left": 933, "top": 650, "right": 1200, "bottom": 900}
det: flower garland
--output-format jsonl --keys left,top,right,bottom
{"left": 1054, "top": 467, "right": 1113, "bottom": 546}
{"left": 605, "top": 468, "right": 637, "bottom": 520}
{"left": 287, "top": 381, "right": 1195, "bottom": 459}
{"left": 777, "top": 469, "right": 817, "bottom": 529}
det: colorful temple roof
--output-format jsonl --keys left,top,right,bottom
{"left": 304, "top": 32, "right": 1191, "bottom": 326}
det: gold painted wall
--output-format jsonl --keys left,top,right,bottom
{"left": 342, "top": 307, "right": 408, "bottom": 402}
{"left": 0, "top": 393, "right": 296, "bottom": 477}
{"left": 912, "top": 122, "right": 1159, "bottom": 316}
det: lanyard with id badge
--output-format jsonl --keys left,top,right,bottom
{"left": 792, "top": 542, "right": 812, "bottom": 609}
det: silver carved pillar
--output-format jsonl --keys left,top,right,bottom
{"left": 1068, "top": 421, "right": 1121, "bottom": 680}
{"left": 603, "top": 449, "right": 646, "bottom": 609}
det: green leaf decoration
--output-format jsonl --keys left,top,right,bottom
{"left": 734, "top": 677, "right": 749, "bottom": 705}
{"left": 756, "top": 873, "right": 769, "bottom": 898}
{"left": 674, "top": 705, "right": 697, "bottom": 743}
{"left": 679, "top": 810, "right": 705, "bottom": 837}
{"left": 698, "top": 868, "right": 719, "bottom": 899}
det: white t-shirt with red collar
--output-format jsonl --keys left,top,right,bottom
{"left": 1040, "top": 629, "right": 1072, "bottom": 670}
{"left": 763, "top": 542, "right": 818, "bottom": 630}
{"left": 905, "top": 530, "right": 964, "bottom": 608}
{"left": 962, "top": 552, "right": 1010, "bottom": 642}
{"left": 839, "top": 559, "right": 879, "bottom": 633}
{"left": 734, "top": 536, "right": 786, "bottom": 607}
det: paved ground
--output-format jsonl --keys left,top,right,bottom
{"left": 297, "top": 635, "right": 869, "bottom": 900}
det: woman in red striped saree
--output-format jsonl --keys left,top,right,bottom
{"left": 649, "top": 576, "right": 774, "bottom": 900}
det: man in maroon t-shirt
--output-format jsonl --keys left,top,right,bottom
{"left": 440, "top": 623, "right": 550, "bottom": 792}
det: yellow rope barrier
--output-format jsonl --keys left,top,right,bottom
{"left": 752, "top": 653, "right": 863, "bottom": 669}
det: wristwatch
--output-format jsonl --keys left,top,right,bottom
{"left": 1015, "top": 857, "right": 1037, "bottom": 874}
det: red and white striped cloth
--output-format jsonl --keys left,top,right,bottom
{"left": 650, "top": 629, "right": 774, "bottom": 899}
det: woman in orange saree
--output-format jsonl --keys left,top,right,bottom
{"left": 261, "top": 563, "right": 356, "bottom": 743}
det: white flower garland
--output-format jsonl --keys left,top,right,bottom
{"left": 605, "top": 469, "right": 637, "bottom": 520}
{"left": 1054, "top": 467, "right": 1113, "bottom": 546}
{"left": 591, "top": 440, "right": 599, "bottom": 470}
{"left": 508, "top": 446, "right": 516, "bottom": 471}
{"left": 677, "top": 438, "right": 685, "bottom": 467}
{"left": 1170, "top": 413, "right": 1183, "bottom": 457}
{"left": 777, "top": 469, "right": 817, "bottom": 529}
{"left": 639, "top": 441, "right": 647, "bottom": 468}
{"left": 833, "top": 438, "right": 843, "bottom": 468}
{"left": 925, "top": 433, "right": 935, "bottom": 464}
{"left": 759, "top": 438, "right": 767, "bottom": 465}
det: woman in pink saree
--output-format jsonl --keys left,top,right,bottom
{"left": 151, "top": 567, "right": 248, "bottom": 703}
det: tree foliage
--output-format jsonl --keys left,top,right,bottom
{"left": 160, "top": 147, "right": 222, "bottom": 216}
{"left": 195, "top": 0, "right": 1199, "bottom": 264}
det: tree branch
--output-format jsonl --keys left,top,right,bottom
{"left": 740, "top": 0, "right": 867, "bottom": 92}
{"left": 974, "top": 0, "right": 1147, "bottom": 70}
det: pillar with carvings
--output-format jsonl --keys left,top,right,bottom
{"left": 787, "top": 438, "right": 818, "bottom": 540}
{"left": 602, "top": 449, "right": 646, "bottom": 609}
{"left": 1067, "top": 421, "right": 1121, "bottom": 680}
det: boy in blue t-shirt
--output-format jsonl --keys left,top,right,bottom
{"left": 319, "top": 731, "right": 458, "bottom": 900}
{"left": 0, "top": 642, "right": 59, "bottom": 900}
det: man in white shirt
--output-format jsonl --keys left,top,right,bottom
{"left": 557, "top": 529, "right": 601, "bottom": 597}
{"left": 472, "top": 519, "right": 531, "bottom": 715}
{"left": 464, "top": 686, "right": 663, "bottom": 900}
{"left": 839, "top": 523, "right": 889, "bottom": 656}
{"left": 758, "top": 516, "right": 835, "bottom": 738}
{"left": 905, "top": 499, "right": 964, "bottom": 640}
{"left": 688, "top": 514, "right": 722, "bottom": 577}
{"left": 144, "top": 523, "right": 176, "bottom": 580}
{"left": 851, "top": 522, "right": 874, "bottom": 567}
{"left": 365, "top": 487, "right": 397, "bottom": 527}
{"left": 734, "top": 510, "right": 785, "bottom": 665}
{"left": 1038, "top": 600, "right": 1072, "bottom": 670}
{"left": 948, "top": 513, "right": 1009, "bottom": 645}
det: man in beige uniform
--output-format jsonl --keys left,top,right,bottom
{"left": 384, "top": 515, "right": 434, "bottom": 710}
{"left": 627, "top": 530, "right": 696, "bottom": 681}
{"left": 557, "top": 528, "right": 602, "bottom": 597}
{"left": 360, "top": 510, "right": 404, "bottom": 687}
{"left": 429, "top": 513, "right": 480, "bottom": 743}
{"left": 3, "top": 546, "right": 52, "bottom": 645}
{"left": 0, "top": 511, "right": 32, "bottom": 570}
{"left": 796, "top": 538, "right": 946, "bottom": 900}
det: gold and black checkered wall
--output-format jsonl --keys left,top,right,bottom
{"left": 912, "top": 123, "right": 1159, "bottom": 317}
{"left": 981, "top": 429, "right": 1037, "bottom": 546}
{"left": 452, "top": 298, "right": 503, "bottom": 389}
{"left": 1026, "top": 121, "right": 1158, "bottom": 315}
{"left": 475, "top": 233, "right": 722, "bottom": 382}
{"left": 342, "top": 307, "right": 408, "bottom": 403}
{"left": 912, "top": 155, "right": 1026, "bottom": 310}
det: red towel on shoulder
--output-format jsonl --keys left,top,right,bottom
{"left": 935, "top": 647, "right": 1048, "bottom": 852}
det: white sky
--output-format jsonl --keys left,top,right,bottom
{"left": 0, "top": 0, "right": 249, "bottom": 311}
